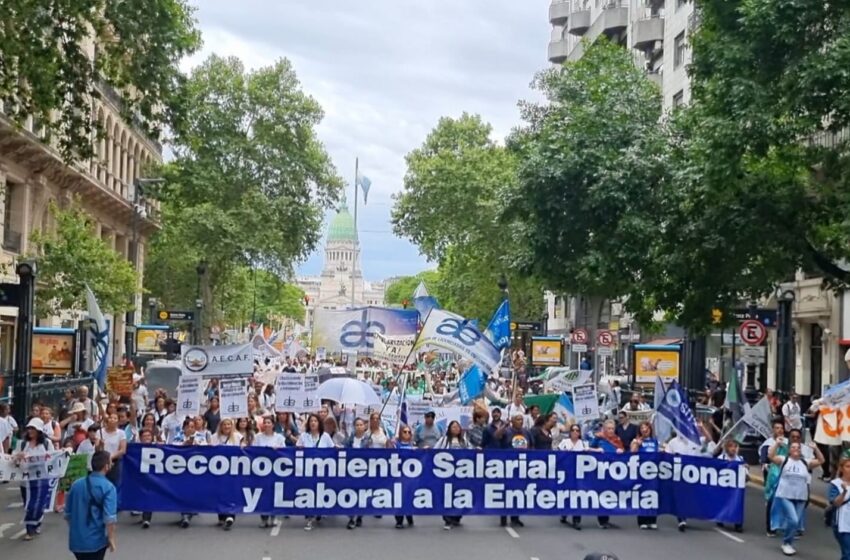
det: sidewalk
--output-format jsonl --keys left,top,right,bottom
{"left": 747, "top": 465, "right": 830, "bottom": 508}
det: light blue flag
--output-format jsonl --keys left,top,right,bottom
{"left": 657, "top": 380, "right": 702, "bottom": 446}
{"left": 411, "top": 281, "right": 440, "bottom": 320}
{"left": 653, "top": 375, "right": 673, "bottom": 443}
{"left": 484, "top": 300, "right": 511, "bottom": 351}
{"left": 85, "top": 285, "right": 110, "bottom": 389}
{"left": 458, "top": 365, "right": 487, "bottom": 405}
{"left": 553, "top": 393, "right": 575, "bottom": 428}
{"left": 356, "top": 171, "right": 371, "bottom": 204}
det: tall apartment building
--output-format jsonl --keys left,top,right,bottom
{"left": 0, "top": 39, "right": 161, "bottom": 371}
{"left": 546, "top": 0, "right": 849, "bottom": 395}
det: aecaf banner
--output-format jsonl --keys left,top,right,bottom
{"left": 121, "top": 446, "right": 745, "bottom": 523}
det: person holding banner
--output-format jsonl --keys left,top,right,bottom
{"left": 367, "top": 412, "right": 390, "bottom": 449}
{"left": 212, "top": 418, "right": 243, "bottom": 530}
{"left": 345, "top": 418, "right": 372, "bottom": 530}
{"left": 297, "top": 414, "right": 335, "bottom": 531}
{"left": 14, "top": 418, "right": 55, "bottom": 540}
{"left": 559, "top": 423, "right": 588, "bottom": 529}
{"left": 435, "top": 421, "right": 469, "bottom": 530}
{"left": 255, "top": 417, "right": 286, "bottom": 529}
{"left": 203, "top": 397, "right": 222, "bottom": 435}
{"left": 273, "top": 412, "right": 299, "bottom": 447}
{"left": 139, "top": 413, "right": 162, "bottom": 444}
{"left": 589, "top": 420, "right": 626, "bottom": 529}
{"left": 631, "top": 422, "right": 660, "bottom": 530}
{"left": 499, "top": 414, "right": 533, "bottom": 528}
{"left": 768, "top": 440, "right": 825, "bottom": 555}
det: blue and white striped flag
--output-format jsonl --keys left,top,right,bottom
{"left": 85, "top": 285, "right": 110, "bottom": 389}
{"left": 356, "top": 171, "right": 371, "bottom": 204}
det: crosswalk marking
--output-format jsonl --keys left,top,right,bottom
{"left": 505, "top": 527, "right": 520, "bottom": 538}
{"left": 9, "top": 529, "right": 26, "bottom": 540}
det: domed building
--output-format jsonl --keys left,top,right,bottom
{"left": 297, "top": 200, "right": 386, "bottom": 330}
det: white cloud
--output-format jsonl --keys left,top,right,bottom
{"left": 187, "top": 0, "right": 550, "bottom": 280}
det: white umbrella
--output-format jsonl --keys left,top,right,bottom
{"left": 317, "top": 377, "right": 382, "bottom": 406}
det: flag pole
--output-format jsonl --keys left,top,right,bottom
{"left": 352, "top": 157, "right": 358, "bottom": 308}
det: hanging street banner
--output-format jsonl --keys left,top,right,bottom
{"left": 274, "top": 374, "right": 321, "bottom": 414}
{"left": 252, "top": 334, "right": 281, "bottom": 360}
{"left": 121, "top": 446, "right": 746, "bottom": 523}
{"left": 312, "top": 307, "right": 420, "bottom": 355}
{"left": 373, "top": 332, "right": 415, "bottom": 365}
{"left": 410, "top": 309, "right": 501, "bottom": 374}
{"left": 0, "top": 450, "right": 71, "bottom": 482}
{"left": 543, "top": 368, "right": 594, "bottom": 393}
{"left": 181, "top": 343, "right": 254, "bottom": 376}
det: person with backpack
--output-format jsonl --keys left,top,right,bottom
{"left": 65, "top": 450, "right": 117, "bottom": 560}
{"left": 829, "top": 456, "right": 850, "bottom": 560}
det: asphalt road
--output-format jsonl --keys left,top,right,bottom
{"left": 0, "top": 483, "right": 838, "bottom": 560}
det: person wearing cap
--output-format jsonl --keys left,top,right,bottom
{"left": 61, "top": 402, "right": 94, "bottom": 448}
{"left": 414, "top": 411, "right": 443, "bottom": 449}
{"left": 14, "top": 417, "right": 55, "bottom": 540}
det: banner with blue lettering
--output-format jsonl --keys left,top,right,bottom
{"left": 121, "top": 446, "right": 745, "bottom": 523}
{"left": 311, "top": 307, "right": 420, "bottom": 355}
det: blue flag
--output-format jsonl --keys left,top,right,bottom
{"left": 657, "top": 381, "right": 702, "bottom": 446}
{"left": 412, "top": 282, "right": 440, "bottom": 320}
{"left": 484, "top": 300, "right": 511, "bottom": 351}
{"left": 458, "top": 365, "right": 487, "bottom": 405}
{"left": 85, "top": 286, "right": 110, "bottom": 389}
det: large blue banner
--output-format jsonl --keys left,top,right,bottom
{"left": 311, "top": 307, "right": 420, "bottom": 355}
{"left": 121, "top": 446, "right": 745, "bottom": 523}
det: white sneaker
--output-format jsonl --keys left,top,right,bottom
{"left": 640, "top": 524, "right": 649, "bottom": 530}
{"left": 304, "top": 519, "right": 314, "bottom": 531}
{"left": 224, "top": 517, "right": 234, "bottom": 530}
{"left": 781, "top": 544, "right": 796, "bottom": 556}
{"left": 649, "top": 524, "right": 658, "bottom": 530}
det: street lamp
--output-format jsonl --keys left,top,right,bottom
{"left": 126, "top": 177, "right": 164, "bottom": 358}
{"left": 195, "top": 261, "right": 206, "bottom": 345}
{"left": 542, "top": 310, "right": 549, "bottom": 336}
{"left": 12, "top": 261, "right": 36, "bottom": 423}
{"left": 775, "top": 287, "right": 796, "bottom": 393}
{"left": 148, "top": 298, "right": 158, "bottom": 324}
{"left": 497, "top": 274, "right": 508, "bottom": 301}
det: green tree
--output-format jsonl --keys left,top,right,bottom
{"left": 148, "top": 55, "right": 342, "bottom": 327}
{"left": 506, "top": 40, "right": 668, "bottom": 327}
{"left": 217, "top": 267, "right": 305, "bottom": 328}
{"left": 392, "top": 114, "right": 544, "bottom": 323}
{"left": 0, "top": 0, "right": 200, "bottom": 161}
{"left": 29, "top": 201, "right": 137, "bottom": 316}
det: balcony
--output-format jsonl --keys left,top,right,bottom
{"left": 549, "top": 1, "right": 571, "bottom": 24}
{"left": 2, "top": 229, "right": 22, "bottom": 254}
{"left": 631, "top": 16, "right": 665, "bottom": 51}
{"left": 548, "top": 39, "right": 571, "bottom": 64}
{"left": 568, "top": 8, "right": 591, "bottom": 35}
{"left": 647, "top": 70, "right": 662, "bottom": 87}
{"left": 594, "top": 3, "right": 629, "bottom": 38}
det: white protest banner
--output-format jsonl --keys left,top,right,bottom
{"left": 626, "top": 409, "right": 653, "bottom": 426}
{"left": 434, "top": 405, "right": 474, "bottom": 430}
{"left": 411, "top": 309, "right": 501, "bottom": 373}
{"left": 742, "top": 396, "right": 773, "bottom": 440}
{"left": 252, "top": 333, "right": 280, "bottom": 360}
{"left": 544, "top": 367, "right": 593, "bottom": 393}
{"left": 181, "top": 343, "right": 254, "bottom": 376}
{"left": 373, "top": 333, "right": 415, "bottom": 365}
{"left": 274, "top": 374, "right": 320, "bottom": 414}
{"left": 176, "top": 376, "right": 202, "bottom": 418}
{"left": 822, "top": 379, "right": 850, "bottom": 409}
{"left": 573, "top": 384, "right": 600, "bottom": 422}
{"left": 406, "top": 399, "right": 431, "bottom": 427}
{"left": 219, "top": 378, "right": 249, "bottom": 419}
{"left": 0, "top": 451, "right": 70, "bottom": 482}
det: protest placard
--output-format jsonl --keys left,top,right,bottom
{"left": 106, "top": 366, "right": 135, "bottom": 398}
{"left": 59, "top": 454, "right": 89, "bottom": 491}
{"left": 573, "top": 384, "right": 600, "bottom": 422}
{"left": 176, "top": 376, "right": 202, "bottom": 418}
{"left": 219, "top": 378, "right": 249, "bottom": 419}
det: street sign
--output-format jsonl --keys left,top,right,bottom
{"left": 511, "top": 321, "right": 542, "bottom": 332}
{"left": 597, "top": 330, "right": 614, "bottom": 347}
{"left": 571, "top": 343, "right": 588, "bottom": 353}
{"left": 741, "top": 345, "right": 766, "bottom": 364}
{"left": 571, "top": 328, "right": 588, "bottom": 344}
{"left": 597, "top": 347, "right": 613, "bottom": 357}
{"left": 739, "top": 320, "right": 766, "bottom": 346}
{"left": 158, "top": 310, "right": 195, "bottom": 322}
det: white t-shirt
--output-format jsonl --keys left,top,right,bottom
{"left": 505, "top": 403, "right": 526, "bottom": 420}
{"left": 161, "top": 412, "right": 182, "bottom": 444}
{"left": 100, "top": 427, "right": 126, "bottom": 456}
{"left": 65, "top": 418, "right": 94, "bottom": 440}
{"left": 0, "top": 417, "right": 12, "bottom": 449}
{"left": 831, "top": 479, "right": 850, "bottom": 533}
{"left": 76, "top": 440, "right": 97, "bottom": 469}
{"left": 775, "top": 457, "right": 813, "bottom": 501}
{"left": 297, "top": 432, "right": 335, "bottom": 448}
{"left": 558, "top": 438, "right": 587, "bottom": 452}
{"left": 665, "top": 436, "right": 704, "bottom": 457}
{"left": 782, "top": 401, "right": 803, "bottom": 430}
{"left": 368, "top": 429, "right": 388, "bottom": 449}
{"left": 211, "top": 432, "right": 244, "bottom": 446}
{"left": 132, "top": 385, "right": 148, "bottom": 415}
{"left": 254, "top": 432, "right": 286, "bottom": 448}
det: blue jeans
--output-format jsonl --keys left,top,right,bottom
{"left": 772, "top": 497, "right": 805, "bottom": 546}
{"left": 835, "top": 527, "right": 850, "bottom": 560}
{"left": 23, "top": 479, "right": 52, "bottom": 535}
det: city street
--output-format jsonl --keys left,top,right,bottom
{"left": 0, "top": 483, "right": 836, "bottom": 560}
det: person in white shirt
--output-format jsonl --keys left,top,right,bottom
{"left": 254, "top": 416, "right": 285, "bottom": 528}
{"left": 768, "top": 439, "right": 824, "bottom": 555}
{"left": 782, "top": 393, "right": 803, "bottom": 432}
{"left": 665, "top": 423, "right": 712, "bottom": 532}
{"left": 829, "top": 456, "right": 850, "bottom": 560}
{"left": 160, "top": 401, "right": 182, "bottom": 444}
{"left": 558, "top": 424, "right": 588, "bottom": 528}
{"left": 505, "top": 390, "right": 526, "bottom": 420}
{"left": 60, "top": 403, "right": 93, "bottom": 442}
{"left": 0, "top": 409, "right": 12, "bottom": 453}
{"left": 211, "top": 418, "right": 243, "bottom": 530}
{"left": 100, "top": 413, "right": 127, "bottom": 491}
{"left": 75, "top": 425, "right": 100, "bottom": 470}
{"left": 297, "top": 413, "right": 335, "bottom": 532}
{"left": 71, "top": 386, "right": 98, "bottom": 420}
{"left": 131, "top": 379, "right": 148, "bottom": 420}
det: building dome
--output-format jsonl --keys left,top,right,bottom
{"left": 327, "top": 203, "right": 357, "bottom": 243}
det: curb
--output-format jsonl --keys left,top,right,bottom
{"left": 748, "top": 472, "right": 829, "bottom": 509}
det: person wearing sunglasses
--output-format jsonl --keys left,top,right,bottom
{"left": 558, "top": 424, "right": 587, "bottom": 528}
{"left": 393, "top": 424, "right": 416, "bottom": 529}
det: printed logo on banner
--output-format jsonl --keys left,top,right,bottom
{"left": 340, "top": 310, "right": 386, "bottom": 349}
{"left": 219, "top": 379, "right": 249, "bottom": 419}
{"left": 436, "top": 318, "right": 481, "bottom": 346}
{"left": 183, "top": 348, "right": 209, "bottom": 372}
{"left": 177, "top": 376, "right": 202, "bottom": 418}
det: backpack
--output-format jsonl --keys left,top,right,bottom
{"left": 826, "top": 483, "right": 849, "bottom": 528}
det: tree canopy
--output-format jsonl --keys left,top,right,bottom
{"left": 384, "top": 271, "right": 440, "bottom": 307}
{"left": 29, "top": 201, "right": 137, "bottom": 317}
{"left": 0, "top": 0, "right": 201, "bottom": 161}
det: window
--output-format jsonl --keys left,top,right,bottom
{"left": 674, "top": 32, "right": 686, "bottom": 69}
{"left": 672, "top": 90, "right": 684, "bottom": 108}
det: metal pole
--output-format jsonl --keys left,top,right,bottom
{"left": 352, "top": 157, "right": 358, "bottom": 307}
{"left": 125, "top": 178, "right": 140, "bottom": 359}
{"left": 12, "top": 263, "right": 36, "bottom": 424}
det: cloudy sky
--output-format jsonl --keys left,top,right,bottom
{"left": 187, "top": 0, "right": 551, "bottom": 282}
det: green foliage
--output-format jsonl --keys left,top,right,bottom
{"left": 392, "top": 113, "right": 543, "bottom": 323}
{"left": 0, "top": 0, "right": 201, "bottom": 161}
{"left": 217, "top": 267, "right": 305, "bottom": 328}
{"left": 29, "top": 201, "right": 137, "bottom": 317}
{"left": 384, "top": 271, "right": 440, "bottom": 307}
{"left": 147, "top": 54, "right": 342, "bottom": 320}
{"left": 506, "top": 39, "right": 668, "bottom": 326}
